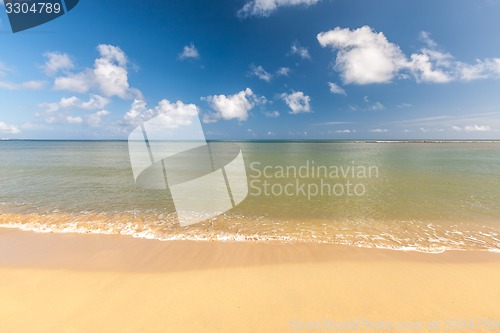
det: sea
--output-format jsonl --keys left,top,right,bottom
{"left": 1, "top": 140, "right": 499, "bottom": 253}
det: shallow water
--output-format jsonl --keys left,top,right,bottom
{"left": 1, "top": 140, "right": 499, "bottom": 253}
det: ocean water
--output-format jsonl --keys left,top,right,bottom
{"left": 1, "top": 140, "right": 500, "bottom": 253}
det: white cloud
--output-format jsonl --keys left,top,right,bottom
{"left": 65, "top": 116, "right": 83, "bottom": 124}
{"left": 318, "top": 26, "right": 500, "bottom": 85}
{"left": 87, "top": 110, "right": 110, "bottom": 127}
{"left": 317, "top": 26, "right": 407, "bottom": 84}
{"left": 370, "top": 128, "right": 389, "bottom": 133}
{"left": 458, "top": 58, "right": 500, "bottom": 81}
{"left": 249, "top": 65, "right": 291, "bottom": 81}
{"left": 238, "top": 0, "right": 319, "bottom": 18}
{"left": 54, "top": 44, "right": 137, "bottom": 99}
{"left": 408, "top": 48, "right": 453, "bottom": 83}
{"left": 202, "top": 88, "right": 262, "bottom": 122}
{"left": 43, "top": 52, "right": 74, "bottom": 75}
{"left": 419, "top": 31, "right": 438, "bottom": 49}
{"left": 369, "top": 102, "right": 385, "bottom": 111}
{"left": 0, "top": 80, "right": 45, "bottom": 90}
{"left": 363, "top": 96, "right": 385, "bottom": 110}
{"left": 37, "top": 93, "right": 112, "bottom": 127}
{"left": 178, "top": 43, "right": 200, "bottom": 60}
{"left": 263, "top": 110, "right": 280, "bottom": 118}
{"left": 93, "top": 45, "right": 131, "bottom": 98}
{"left": 328, "top": 82, "right": 346, "bottom": 95}
{"left": 464, "top": 124, "right": 491, "bottom": 132}
{"left": 290, "top": 42, "right": 311, "bottom": 60}
{"left": 40, "top": 110, "right": 109, "bottom": 127}
{"left": 249, "top": 64, "right": 272, "bottom": 82}
{"left": 53, "top": 71, "right": 91, "bottom": 93}
{"left": 281, "top": 90, "right": 311, "bottom": 114}
{"left": 0, "top": 121, "right": 20, "bottom": 134}
{"left": 336, "top": 129, "right": 355, "bottom": 133}
{"left": 124, "top": 99, "right": 149, "bottom": 125}
{"left": 39, "top": 94, "right": 110, "bottom": 112}
{"left": 276, "top": 67, "right": 291, "bottom": 76}
{"left": 98, "top": 44, "right": 127, "bottom": 66}
{"left": 125, "top": 98, "right": 200, "bottom": 128}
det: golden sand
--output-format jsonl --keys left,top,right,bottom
{"left": 0, "top": 228, "right": 499, "bottom": 332}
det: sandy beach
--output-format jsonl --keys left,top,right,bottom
{"left": 0, "top": 229, "right": 499, "bottom": 333}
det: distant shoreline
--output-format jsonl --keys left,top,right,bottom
{"left": 2, "top": 138, "right": 500, "bottom": 143}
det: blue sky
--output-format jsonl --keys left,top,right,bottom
{"left": 1, "top": 0, "right": 500, "bottom": 140}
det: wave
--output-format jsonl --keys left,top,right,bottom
{"left": 1, "top": 212, "right": 500, "bottom": 254}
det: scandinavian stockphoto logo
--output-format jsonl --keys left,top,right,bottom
{"left": 4, "top": 0, "right": 79, "bottom": 33}
{"left": 128, "top": 112, "right": 249, "bottom": 227}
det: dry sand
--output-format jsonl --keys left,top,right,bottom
{"left": 1, "top": 228, "right": 499, "bottom": 333}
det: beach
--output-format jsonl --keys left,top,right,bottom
{"left": 1, "top": 141, "right": 500, "bottom": 332}
{"left": 1, "top": 228, "right": 500, "bottom": 333}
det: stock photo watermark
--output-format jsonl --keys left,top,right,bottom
{"left": 289, "top": 317, "right": 499, "bottom": 332}
{"left": 249, "top": 161, "right": 379, "bottom": 200}
{"left": 4, "top": 0, "right": 80, "bottom": 33}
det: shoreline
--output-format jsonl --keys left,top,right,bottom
{"left": 2, "top": 228, "right": 500, "bottom": 272}
{"left": 1, "top": 228, "right": 500, "bottom": 332}
{"left": 2, "top": 212, "right": 500, "bottom": 254}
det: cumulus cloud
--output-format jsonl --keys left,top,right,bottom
{"left": 317, "top": 26, "right": 407, "bottom": 84}
{"left": 370, "top": 128, "right": 389, "bottom": 133}
{"left": 43, "top": 52, "right": 74, "bottom": 75}
{"left": 408, "top": 48, "right": 453, "bottom": 83}
{"left": 328, "top": 82, "right": 346, "bottom": 95}
{"left": 249, "top": 64, "right": 272, "bottom": 82}
{"left": 0, "top": 121, "right": 20, "bottom": 134}
{"left": 336, "top": 129, "right": 355, "bottom": 133}
{"left": 317, "top": 26, "right": 500, "bottom": 85}
{"left": 178, "top": 43, "right": 200, "bottom": 60}
{"left": 54, "top": 44, "right": 138, "bottom": 99}
{"left": 39, "top": 94, "right": 110, "bottom": 112}
{"left": 281, "top": 90, "right": 311, "bottom": 114}
{"left": 290, "top": 41, "right": 311, "bottom": 60}
{"left": 53, "top": 71, "right": 91, "bottom": 93}
{"left": 202, "top": 88, "right": 262, "bottom": 122}
{"left": 238, "top": 0, "right": 319, "bottom": 18}
{"left": 124, "top": 98, "right": 200, "bottom": 128}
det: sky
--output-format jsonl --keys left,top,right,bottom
{"left": 1, "top": 0, "right": 500, "bottom": 140}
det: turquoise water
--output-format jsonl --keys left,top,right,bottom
{"left": 1, "top": 140, "right": 500, "bottom": 252}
